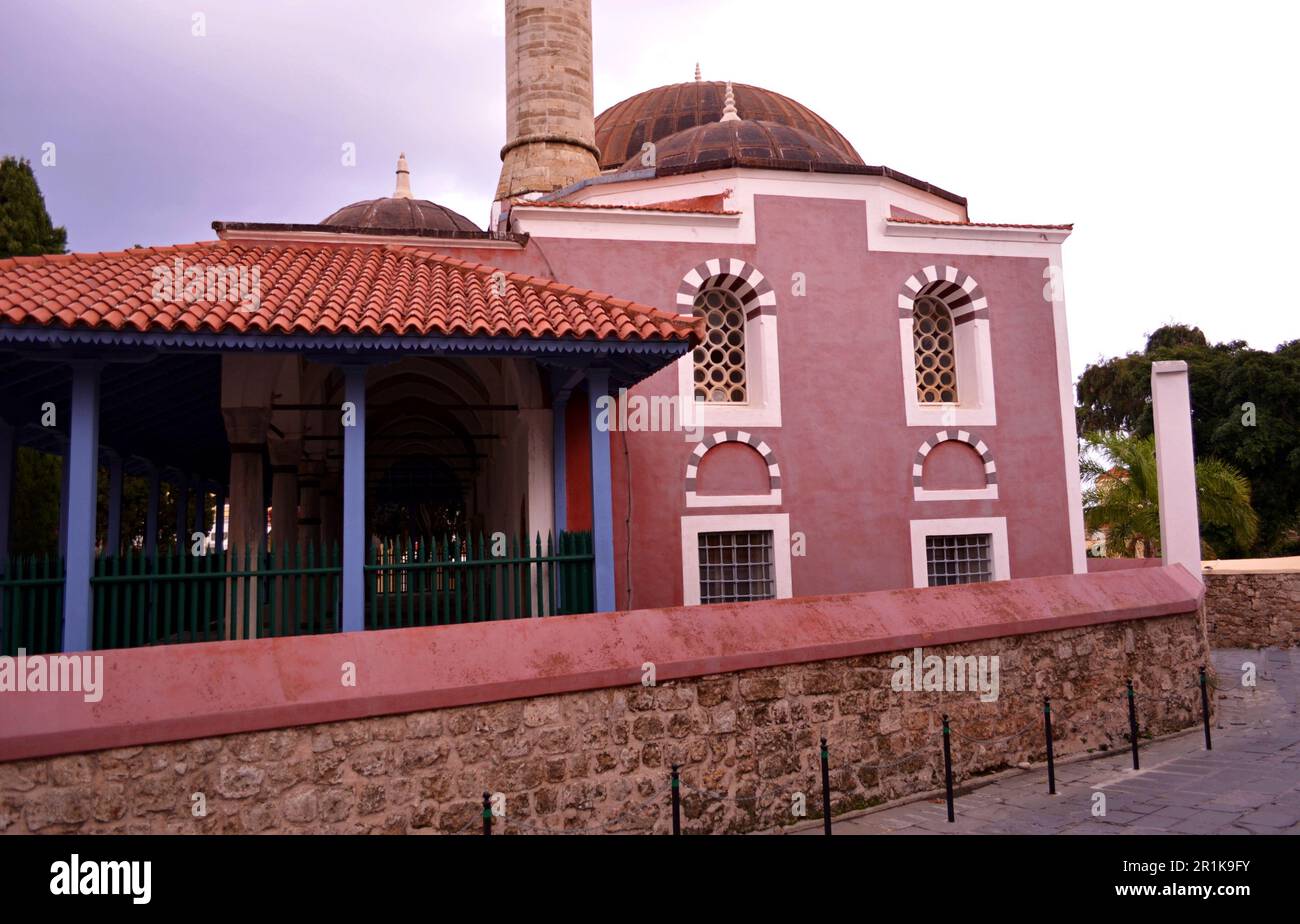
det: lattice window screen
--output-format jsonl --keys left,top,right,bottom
{"left": 698, "top": 530, "right": 775, "bottom": 603}
{"left": 913, "top": 295, "right": 958, "bottom": 403}
{"left": 925, "top": 533, "right": 993, "bottom": 586}
{"left": 693, "top": 286, "right": 747, "bottom": 403}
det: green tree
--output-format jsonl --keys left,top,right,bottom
{"left": 0, "top": 155, "right": 67, "bottom": 258}
{"left": 1081, "top": 432, "right": 1259, "bottom": 559}
{"left": 1077, "top": 325, "right": 1300, "bottom": 555}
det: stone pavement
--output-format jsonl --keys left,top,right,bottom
{"left": 815, "top": 647, "right": 1300, "bottom": 835}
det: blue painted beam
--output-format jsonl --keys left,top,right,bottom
{"left": 586, "top": 368, "right": 615, "bottom": 612}
{"left": 105, "top": 453, "right": 123, "bottom": 558}
{"left": 62, "top": 362, "right": 101, "bottom": 653}
{"left": 341, "top": 365, "right": 367, "bottom": 632}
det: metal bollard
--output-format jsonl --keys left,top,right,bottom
{"left": 670, "top": 764, "right": 681, "bottom": 835}
{"left": 1200, "top": 666, "right": 1212, "bottom": 751}
{"left": 820, "top": 737, "right": 832, "bottom": 836}
{"left": 1044, "top": 697, "right": 1056, "bottom": 795}
{"left": 1126, "top": 679, "right": 1140, "bottom": 770}
{"left": 482, "top": 791, "right": 492, "bottom": 835}
{"left": 941, "top": 714, "right": 954, "bottom": 823}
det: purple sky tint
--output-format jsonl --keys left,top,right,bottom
{"left": 2, "top": 1, "right": 1297, "bottom": 377}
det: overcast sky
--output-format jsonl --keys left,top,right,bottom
{"left": 2, "top": 0, "right": 1295, "bottom": 379}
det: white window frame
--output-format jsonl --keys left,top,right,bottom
{"left": 685, "top": 431, "right": 782, "bottom": 509}
{"left": 681, "top": 512, "right": 792, "bottom": 605}
{"left": 678, "top": 264, "right": 782, "bottom": 429}
{"left": 909, "top": 516, "right": 1010, "bottom": 589}
{"left": 899, "top": 269, "right": 997, "bottom": 428}
{"left": 913, "top": 432, "right": 999, "bottom": 502}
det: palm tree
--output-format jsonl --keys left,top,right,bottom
{"left": 1081, "top": 432, "right": 1258, "bottom": 558}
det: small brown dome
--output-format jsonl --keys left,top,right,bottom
{"left": 596, "top": 81, "right": 862, "bottom": 171}
{"left": 620, "top": 119, "right": 853, "bottom": 172}
{"left": 321, "top": 197, "right": 480, "bottom": 233}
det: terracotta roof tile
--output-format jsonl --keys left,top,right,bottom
{"left": 0, "top": 241, "right": 701, "bottom": 344}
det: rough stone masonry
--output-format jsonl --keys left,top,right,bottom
{"left": 0, "top": 611, "right": 1208, "bottom": 835}
{"left": 1204, "top": 570, "right": 1299, "bottom": 649}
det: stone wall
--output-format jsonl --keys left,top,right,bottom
{"left": 1205, "top": 571, "right": 1299, "bottom": 649}
{"left": 0, "top": 612, "right": 1207, "bottom": 835}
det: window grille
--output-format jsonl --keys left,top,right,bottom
{"left": 925, "top": 533, "right": 993, "bottom": 586}
{"left": 698, "top": 530, "right": 774, "bottom": 603}
{"left": 913, "top": 295, "right": 958, "bottom": 403}
{"left": 693, "top": 286, "right": 747, "bottom": 403}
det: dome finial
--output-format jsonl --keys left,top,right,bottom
{"left": 694, "top": 62, "right": 701, "bottom": 81}
{"left": 719, "top": 81, "right": 740, "bottom": 122}
{"left": 393, "top": 152, "right": 413, "bottom": 199}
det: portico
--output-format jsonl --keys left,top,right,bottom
{"left": 0, "top": 240, "right": 698, "bottom": 653}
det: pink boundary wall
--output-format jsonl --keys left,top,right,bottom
{"left": 0, "top": 566, "right": 1203, "bottom": 763}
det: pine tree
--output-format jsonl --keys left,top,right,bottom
{"left": 0, "top": 155, "right": 68, "bottom": 258}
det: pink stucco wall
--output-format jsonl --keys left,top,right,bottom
{"left": 0, "top": 566, "right": 1201, "bottom": 763}
{"left": 438, "top": 191, "right": 1077, "bottom": 610}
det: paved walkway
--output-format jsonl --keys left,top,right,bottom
{"left": 819, "top": 647, "right": 1300, "bottom": 835}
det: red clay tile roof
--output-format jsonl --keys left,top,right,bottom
{"left": 888, "top": 217, "right": 1074, "bottom": 231}
{"left": 0, "top": 241, "right": 701, "bottom": 342}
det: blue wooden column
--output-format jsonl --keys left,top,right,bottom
{"left": 341, "top": 364, "right": 367, "bottom": 632}
{"left": 586, "top": 367, "right": 615, "bottom": 612}
{"left": 144, "top": 465, "right": 160, "bottom": 558}
{"left": 105, "top": 453, "right": 123, "bottom": 558}
{"left": 552, "top": 394, "right": 568, "bottom": 536}
{"left": 63, "top": 362, "right": 102, "bottom": 652}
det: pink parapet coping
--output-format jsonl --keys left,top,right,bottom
{"left": 0, "top": 565, "right": 1204, "bottom": 762}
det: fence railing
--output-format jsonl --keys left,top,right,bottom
{"left": 0, "top": 553, "right": 66, "bottom": 657}
{"left": 1, "top": 532, "right": 595, "bottom": 654}
{"left": 365, "top": 531, "right": 594, "bottom": 628}
{"left": 91, "top": 544, "right": 343, "bottom": 650}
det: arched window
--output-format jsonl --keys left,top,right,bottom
{"left": 897, "top": 266, "right": 995, "bottom": 427}
{"left": 693, "top": 285, "right": 747, "bottom": 403}
{"left": 913, "top": 290, "right": 958, "bottom": 403}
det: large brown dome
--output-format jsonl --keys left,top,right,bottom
{"left": 595, "top": 80, "right": 862, "bottom": 172}
{"left": 321, "top": 197, "right": 480, "bottom": 233}
{"left": 620, "top": 119, "right": 853, "bottom": 172}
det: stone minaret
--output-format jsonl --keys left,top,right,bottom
{"left": 495, "top": 0, "right": 601, "bottom": 202}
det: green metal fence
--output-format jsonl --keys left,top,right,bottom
{"left": 0, "top": 553, "right": 66, "bottom": 656}
{"left": 90, "top": 544, "right": 343, "bottom": 650}
{"left": 365, "top": 530, "right": 594, "bottom": 628}
{"left": 0, "top": 531, "right": 594, "bottom": 655}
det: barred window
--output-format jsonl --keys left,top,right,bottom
{"left": 693, "top": 286, "right": 747, "bottom": 403}
{"left": 913, "top": 295, "right": 958, "bottom": 403}
{"left": 698, "top": 530, "right": 774, "bottom": 603}
{"left": 926, "top": 533, "right": 993, "bottom": 586}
